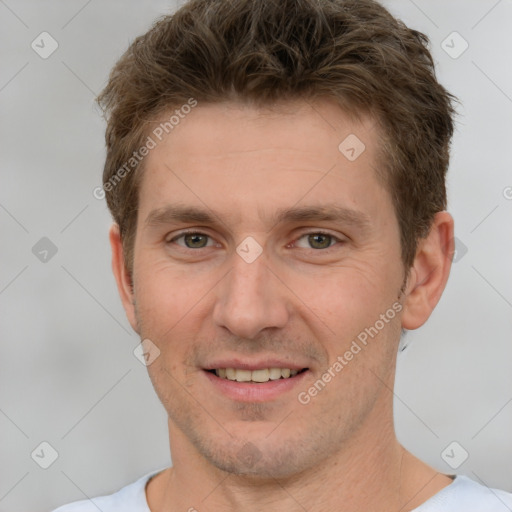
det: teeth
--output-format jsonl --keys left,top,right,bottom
{"left": 251, "top": 369, "right": 270, "bottom": 382}
{"left": 269, "top": 368, "right": 282, "bottom": 380}
{"left": 235, "top": 369, "right": 251, "bottom": 382}
{"left": 214, "top": 367, "right": 303, "bottom": 383}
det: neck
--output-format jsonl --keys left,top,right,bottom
{"left": 147, "top": 394, "right": 452, "bottom": 512}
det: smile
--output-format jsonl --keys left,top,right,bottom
{"left": 209, "top": 367, "right": 308, "bottom": 383}
{"left": 203, "top": 367, "right": 310, "bottom": 402}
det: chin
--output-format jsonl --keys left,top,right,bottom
{"left": 195, "top": 431, "right": 325, "bottom": 480}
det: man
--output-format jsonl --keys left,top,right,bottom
{"left": 53, "top": 0, "right": 512, "bottom": 510}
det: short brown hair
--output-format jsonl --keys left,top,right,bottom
{"left": 97, "top": 0, "right": 457, "bottom": 276}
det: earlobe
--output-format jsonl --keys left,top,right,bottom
{"left": 401, "top": 212, "right": 454, "bottom": 330}
{"left": 109, "top": 224, "right": 139, "bottom": 333}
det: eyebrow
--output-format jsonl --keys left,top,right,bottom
{"left": 144, "top": 203, "right": 371, "bottom": 233}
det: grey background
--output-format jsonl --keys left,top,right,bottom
{"left": 0, "top": 1, "right": 511, "bottom": 511}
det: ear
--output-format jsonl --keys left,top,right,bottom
{"left": 401, "top": 211, "right": 454, "bottom": 330}
{"left": 109, "top": 224, "right": 139, "bottom": 333}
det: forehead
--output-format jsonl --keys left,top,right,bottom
{"left": 148, "top": 99, "right": 377, "bottom": 162}
{"left": 137, "top": 99, "right": 389, "bottom": 229}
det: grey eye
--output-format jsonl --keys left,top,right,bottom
{"left": 294, "top": 232, "right": 339, "bottom": 250}
{"left": 170, "top": 232, "right": 214, "bottom": 249}
{"left": 307, "top": 233, "right": 333, "bottom": 249}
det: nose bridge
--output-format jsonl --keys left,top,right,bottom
{"left": 212, "top": 246, "right": 288, "bottom": 339}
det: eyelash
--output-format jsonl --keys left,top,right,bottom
{"left": 167, "top": 229, "right": 344, "bottom": 252}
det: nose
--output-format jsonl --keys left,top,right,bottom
{"left": 212, "top": 247, "right": 289, "bottom": 340}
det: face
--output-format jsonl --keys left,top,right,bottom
{"left": 126, "top": 99, "right": 407, "bottom": 478}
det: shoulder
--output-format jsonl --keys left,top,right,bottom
{"left": 50, "top": 468, "right": 166, "bottom": 512}
{"left": 417, "top": 475, "right": 512, "bottom": 511}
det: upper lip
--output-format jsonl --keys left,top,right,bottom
{"left": 203, "top": 358, "right": 309, "bottom": 371}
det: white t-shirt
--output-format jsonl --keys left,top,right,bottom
{"left": 51, "top": 468, "right": 512, "bottom": 512}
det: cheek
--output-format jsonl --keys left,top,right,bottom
{"left": 135, "top": 237, "right": 200, "bottom": 288}
{"left": 289, "top": 263, "right": 403, "bottom": 375}
{"left": 295, "top": 259, "right": 397, "bottom": 322}
{"left": 132, "top": 256, "right": 209, "bottom": 337}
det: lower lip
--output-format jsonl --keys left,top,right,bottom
{"left": 203, "top": 369, "right": 309, "bottom": 402}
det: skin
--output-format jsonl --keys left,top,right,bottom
{"left": 110, "top": 99, "right": 455, "bottom": 511}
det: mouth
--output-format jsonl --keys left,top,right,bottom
{"left": 205, "top": 367, "right": 308, "bottom": 383}
{"left": 202, "top": 366, "right": 310, "bottom": 402}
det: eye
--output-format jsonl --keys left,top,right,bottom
{"left": 167, "top": 230, "right": 343, "bottom": 252}
{"left": 293, "top": 232, "right": 342, "bottom": 250}
{"left": 168, "top": 231, "right": 216, "bottom": 249}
